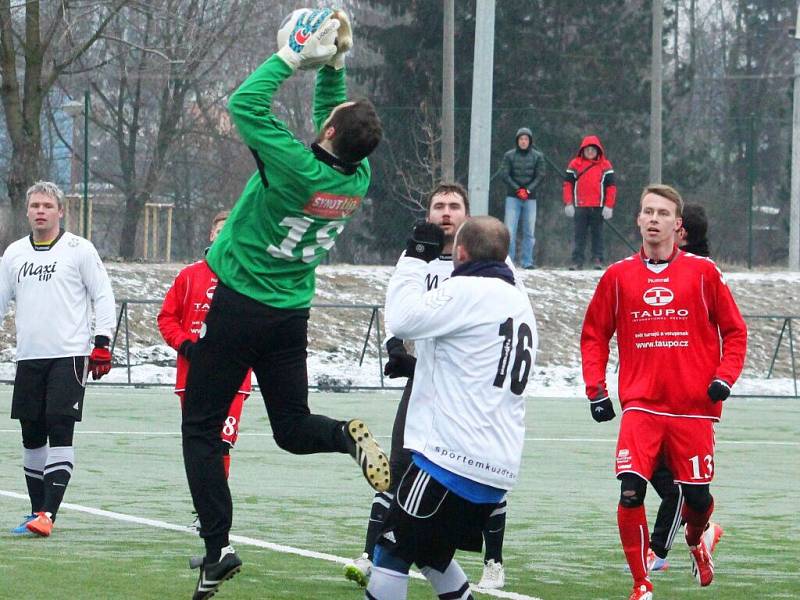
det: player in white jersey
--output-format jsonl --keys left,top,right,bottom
{"left": 345, "top": 184, "right": 525, "bottom": 590}
{"left": 362, "top": 216, "right": 536, "bottom": 600}
{"left": 0, "top": 181, "right": 116, "bottom": 537}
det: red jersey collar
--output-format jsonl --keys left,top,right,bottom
{"left": 639, "top": 245, "right": 680, "bottom": 265}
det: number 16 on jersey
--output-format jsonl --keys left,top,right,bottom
{"left": 494, "top": 317, "right": 534, "bottom": 395}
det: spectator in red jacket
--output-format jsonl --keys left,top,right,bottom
{"left": 158, "top": 211, "right": 252, "bottom": 489}
{"left": 563, "top": 135, "right": 616, "bottom": 270}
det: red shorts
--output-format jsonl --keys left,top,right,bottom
{"left": 615, "top": 409, "right": 716, "bottom": 485}
{"left": 177, "top": 391, "right": 248, "bottom": 448}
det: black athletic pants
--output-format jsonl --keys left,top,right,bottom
{"left": 650, "top": 464, "right": 682, "bottom": 558}
{"left": 182, "top": 283, "right": 349, "bottom": 557}
{"left": 572, "top": 207, "right": 604, "bottom": 264}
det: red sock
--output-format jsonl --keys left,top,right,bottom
{"left": 683, "top": 497, "right": 714, "bottom": 546}
{"left": 223, "top": 454, "right": 231, "bottom": 480}
{"left": 617, "top": 504, "right": 652, "bottom": 589}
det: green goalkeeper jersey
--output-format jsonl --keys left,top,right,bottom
{"left": 207, "top": 55, "right": 371, "bottom": 309}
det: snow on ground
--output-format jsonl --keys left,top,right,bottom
{"left": 0, "top": 263, "right": 798, "bottom": 397}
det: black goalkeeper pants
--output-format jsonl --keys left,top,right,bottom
{"left": 182, "top": 283, "right": 349, "bottom": 556}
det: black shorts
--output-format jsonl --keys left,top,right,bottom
{"left": 377, "top": 462, "right": 496, "bottom": 572}
{"left": 11, "top": 357, "right": 88, "bottom": 422}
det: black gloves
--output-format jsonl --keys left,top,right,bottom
{"left": 179, "top": 340, "right": 196, "bottom": 361}
{"left": 383, "top": 337, "right": 416, "bottom": 379}
{"left": 589, "top": 395, "right": 616, "bottom": 422}
{"left": 406, "top": 222, "right": 444, "bottom": 262}
{"left": 707, "top": 378, "right": 731, "bottom": 402}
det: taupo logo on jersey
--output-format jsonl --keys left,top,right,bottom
{"left": 631, "top": 286, "right": 689, "bottom": 319}
{"left": 17, "top": 260, "right": 57, "bottom": 283}
{"left": 643, "top": 286, "right": 674, "bottom": 307}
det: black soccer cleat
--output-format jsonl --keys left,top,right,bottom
{"left": 345, "top": 419, "right": 391, "bottom": 492}
{"left": 191, "top": 545, "right": 241, "bottom": 599}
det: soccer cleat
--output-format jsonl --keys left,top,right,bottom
{"left": 703, "top": 521, "right": 723, "bottom": 554}
{"left": 25, "top": 512, "right": 53, "bottom": 537}
{"left": 345, "top": 420, "right": 391, "bottom": 492}
{"left": 343, "top": 552, "right": 372, "bottom": 587}
{"left": 191, "top": 545, "right": 242, "bottom": 600}
{"left": 646, "top": 548, "right": 669, "bottom": 572}
{"left": 477, "top": 559, "right": 505, "bottom": 589}
{"left": 11, "top": 514, "right": 36, "bottom": 535}
{"left": 629, "top": 583, "right": 653, "bottom": 600}
{"left": 688, "top": 536, "right": 714, "bottom": 587}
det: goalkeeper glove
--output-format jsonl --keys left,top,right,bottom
{"left": 179, "top": 340, "right": 196, "bottom": 361}
{"left": 383, "top": 337, "right": 416, "bottom": 379}
{"left": 564, "top": 205, "right": 575, "bottom": 218}
{"left": 326, "top": 8, "right": 352, "bottom": 70}
{"left": 276, "top": 8, "right": 339, "bottom": 71}
{"left": 707, "top": 378, "right": 731, "bottom": 402}
{"left": 602, "top": 206, "right": 613, "bottom": 220}
{"left": 89, "top": 335, "right": 112, "bottom": 380}
{"left": 589, "top": 394, "right": 616, "bottom": 422}
{"left": 516, "top": 187, "right": 529, "bottom": 201}
{"left": 405, "top": 222, "right": 444, "bottom": 262}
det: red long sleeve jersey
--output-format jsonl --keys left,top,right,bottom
{"left": 158, "top": 259, "right": 252, "bottom": 394}
{"left": 580, "top": 250, "right": 747, "bottom": 420}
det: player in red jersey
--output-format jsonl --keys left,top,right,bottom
{"left": 158, "top": 211, "right": 252, "bottom": 486}
{"left": 580, "top": 184, "right": 747, "bottom": 600}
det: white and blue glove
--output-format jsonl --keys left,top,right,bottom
{"left": 602, "top": 206, "right": 613, "bottom": 220}
{"left": 276, "top": 8, "right": 340, "bottom": 71}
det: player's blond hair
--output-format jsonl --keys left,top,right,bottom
{"left": 26, "top": 181, "right": 65, "bottom": 208}
{"left": 640, "top": 184, "right": 683, "bottom": 217}
{"left": 210, "top": 210, "right": 230, "bottom": 231}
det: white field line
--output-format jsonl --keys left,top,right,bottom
{"left": 0, "top": 429, "right": 797, "bottom": 446}
{"left": 0, "top": 489, "right": 542, "bottom": 600}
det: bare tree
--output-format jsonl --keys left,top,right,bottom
{"left": 0, "top": 0, "right": 127, "bottom": 248}
{"left": 72, "top": 0, "right": 265, "bottom": 257}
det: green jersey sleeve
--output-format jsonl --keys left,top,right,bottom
{"left": 313, "top": 65, "right": 347, "bottom": 132}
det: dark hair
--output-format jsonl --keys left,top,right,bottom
{"left": 329, "top": 99, "right": 383, "bottom": 164}
{"left": 426, "top": 182, "right": 470, "bottom": 215}
{"left": 680, "top": 203, "right": 710, "bottom": 256}
{"left": 455, "top": 216, "right": 509, "bottom": 262}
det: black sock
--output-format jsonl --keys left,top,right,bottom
{"left": 43, "top": 446, "right": 74, "bottom": 519}
{"left": 365, "top": 491, "right": 392, "bottom": 558}
{"left": 23, "top": 445, "right": 47, "bottom": 513}
{"left": 483, "top": 499, "right": 507, "bottom": 563}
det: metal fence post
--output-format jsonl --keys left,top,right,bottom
{"left": 359, "top": 308, "right": 376, "bottom": 367}
{"left": 124, "top": 303, "right": 132, "bottom": 385}
{"left": 788, "top": 317, "right": 797, "bottom": 397}
{"left": 375, "top": 307, "right": 385, "bottom": 389}
{"left": 767, "top": 318, "right": 789, "bottom": 379}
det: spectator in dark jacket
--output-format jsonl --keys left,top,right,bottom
{"left": 676, "top": 203, "right": 710, "bottom": 257}
{"left": 563, "top": 135, "right": 616, "bottom": 270}
{"left": 502, "top": 127, "right": 545, "bottom": 269}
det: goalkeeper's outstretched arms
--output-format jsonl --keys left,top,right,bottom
{"left": 226, "top": 8, "right": 343, "bottom": 180}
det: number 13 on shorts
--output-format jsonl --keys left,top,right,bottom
{"left": 689, "top": 454, "right": 714, "bottom": 480}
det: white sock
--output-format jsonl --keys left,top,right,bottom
{"left": 421, "top": 560, "right": 472, "bottom": 599}
{"left": 366, "top": 565, "right": 409, "bottom": 600}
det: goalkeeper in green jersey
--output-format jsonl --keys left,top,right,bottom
{"left": 181, "top": 9, "right": 386, "bottom": 599}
